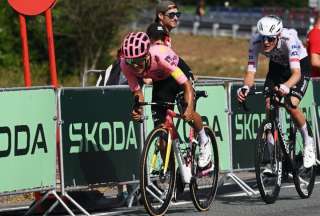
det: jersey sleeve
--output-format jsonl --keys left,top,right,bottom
{"left": 247, "top": 36, "right": 260, "bottom": 73}
{"left": 308, "top": 29, "right": 320, "bottom": 54}
{"left": 287, "top": 36, "right": 301, "bottom": 69}
{"left": 157, "top": 46, "right": 188, "bottom": 85}
{"left": 119, "top": 59, "right": 141, "bottom": 92}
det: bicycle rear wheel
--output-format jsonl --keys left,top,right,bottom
{"left": 255, "top": 120, "right": 282, "bottom": 204}
{"left": 140, "top": 127, "right": 176, "bottom": 216}
{"left": 190, "top": 126, "right": 219, "bottom": 211}
{"left": 291, "top": 122, "right": 316, "bottom": 198}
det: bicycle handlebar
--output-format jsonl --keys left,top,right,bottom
{"left": 133, "top": 90, "right": 208, "bottom": 122}
{"left": 239, "top": 86, "right": 297, "bottom": 111}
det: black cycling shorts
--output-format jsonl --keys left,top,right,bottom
{"left": 264, "top": 56, "right": 311, "bottom": 100}
{"left": 152, "top": 57, "right": 194, "bottom": 126}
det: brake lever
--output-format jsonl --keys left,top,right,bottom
{"left": 239, "top": 88, "right": 249, "bottom": 112}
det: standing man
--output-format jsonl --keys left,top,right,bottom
{"left": 307, "top": 13, "right": 320, "bottom": 77}
{"left": 150, "top": 1, "right": 194, "bottom": 80}
{"left": 154, "top": 0, "right": 180, "bottom": 46}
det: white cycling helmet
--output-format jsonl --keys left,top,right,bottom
{"left": 257, "top": 15, "right": 283, "bottom": 36}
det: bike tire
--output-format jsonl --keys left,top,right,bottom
{"left": 140, "top": 127, "right": 176, "bottom": 216}
{"left": 189, "top": 125, "right": 219, "bottom": 211}
{"left": 291, "top": 122, "right": 316, "bottom": 198}
{"left": 255, "top": 120, "right": 282, "bottom": 204}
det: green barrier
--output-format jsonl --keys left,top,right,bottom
{"left": 59, "top": 87, "right": 142, "bottom": 187}
{"left": 230, "top": 83, "right": 265, "bottom": 169}
{"left": 0, "top": 88, "right": 56, "bottom": 193}
{"left": 143, "top": 84, "right": 231, "bottom": 171}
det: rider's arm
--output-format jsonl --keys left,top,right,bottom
{"left": 283, "top": 68, "right": 301, "bottom": 88}
{"left": 133, "top": 89, "right": 144, "bottom": 102}
{"left": 169, "top": 66, "right": 194, "bottom": 114}
{"left": 285, "top": 36, "right": 303, "bottom": 88}
{"left": 243, "top": 71, "right": 256, "bottom": 87}
{"left": 244, "top": 34, "right": 260, "bottom": 88}
{"left": 120, "top": 58, "right": 141, "bottom": 91}
{"left": 182, "top": 80, "right": 194, "bottom": 111}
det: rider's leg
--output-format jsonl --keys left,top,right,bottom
{"left": 287, "top": 96, "right": 315, "bottom": 168}
{"left": 286, "top": 96, "right": 310, "bottom": 141}
{"left": 192, "top": 111, "right": 212, "bottom": 168}
{"left": 192, "top": 111, "right": 209, "bottom": 144}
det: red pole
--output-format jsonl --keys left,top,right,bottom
{"left": 19, "top": 14, "right": 31, "bottom": 87}
{"left": 45, "top": 9, "right": 58, "bottom": 87}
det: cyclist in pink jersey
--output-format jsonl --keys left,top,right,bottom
{"left": 120, "top": 32, "right": 212, "bottom": 169}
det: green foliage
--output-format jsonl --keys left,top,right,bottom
{"left": 0, "top": 2, "right": 21, "bottom": 69}
{"left": 0, "top": 0, "right": 151, "bottom": 86}
{"left": 53, "top": 0, "right": 151, "bottom": 76}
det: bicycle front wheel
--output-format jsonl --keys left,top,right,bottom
{"left": 190, "top": 125, "right": 219, "bottom": 211}
{"left": 255, "top": 120, "right": 282, "bottom": 204}
{"left": 140, "top": 127, "right": 176, "bottom": 216}
{"left": 291, "top": 122, "right": 316, "bottom": 198}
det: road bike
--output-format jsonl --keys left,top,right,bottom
{"left": 244, "top": 88, "right": 316, "bottom": 204}
{"left": 137, "top": 90, "right": 219, "bottom": 216}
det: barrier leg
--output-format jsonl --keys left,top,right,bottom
{"left": 63, "top": 192, "right": 91, "bottom": 216}
{"left": 220, "top": 172, "right": 259, "bottom": 197}
{"left": 126, "top": 183, "right": 140, "bottom": 207}
{"left": 24, "top": 190, "right": 75, "bottom": 216}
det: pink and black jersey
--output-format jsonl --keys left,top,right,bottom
{"left": 120, "top": 44, "right": 187, "bottom": 92}
{"left": 247, "top": 28, "right": 308, "bottom": 73}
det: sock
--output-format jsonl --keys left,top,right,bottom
{"left": 199, "top": 128, "right": 209, "bottom": 145}
{"left": 298, "top": 123, "right": 311, "bottom": 145}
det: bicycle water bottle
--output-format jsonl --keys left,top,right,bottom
{"left": 173, "top": 139, "right": 192, "bottom": 183}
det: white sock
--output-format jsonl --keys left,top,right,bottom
{"left": 298, "top": 123, "right": 311, "bottom": 145}
{"left": 199, "top": 128, "right": 209, "bottom": 145}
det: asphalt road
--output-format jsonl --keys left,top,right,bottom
{"left": 2, "top": 174, "right": 320, "bottom": 216}
{"left": 108, "top": 180, "right": 320, "bottom": 216}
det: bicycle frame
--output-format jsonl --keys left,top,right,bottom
{"left": 150, "top": 108, "right": 194, "bottom": 184}
{"left": 269, "top": 96, "right": 295, "bottom": 164}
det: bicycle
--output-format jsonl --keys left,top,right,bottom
{"left": 243, "top": 88, "right": 316, "bottom": 204}
{"left": 137, "top": 90, "right": 219, "bottom": 216}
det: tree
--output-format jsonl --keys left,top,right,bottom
{"left": 53, "top": 0, "right": 151, "bottom": 77}
{"left": 0, "top": 1, "right": 22, "bottom": 69}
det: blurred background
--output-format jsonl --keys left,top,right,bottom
{"left": 0, "top": 0, "right": 319, "bottom": 87}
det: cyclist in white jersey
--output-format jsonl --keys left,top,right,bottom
{"left": 237, "top": 15, "right": 315, "bottom": 168}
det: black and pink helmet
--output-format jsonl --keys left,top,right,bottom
{"left": 121, "top": 32, "right": 150, "bottom": 59}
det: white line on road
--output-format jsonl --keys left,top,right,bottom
{"left": 219, "top": 181, "right": 320, "bottom": 198}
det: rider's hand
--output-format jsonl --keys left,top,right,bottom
{"left": 131, "top": 108, "right": 143, "bottom": 122}
{"left": 183, "top": 105, "right": 193, "bottom": 122}
{"left": 276, "top": 84, "right": 290, "bottom": 96}
{"left": 237, "top": 85, "right": 250, "bottom": 103}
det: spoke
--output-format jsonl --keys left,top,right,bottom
{"left": 298, "top": 176, "right": 309, "bottom": 186}
{"left": 146, "top": 186, "right": 164, "bottom": 204}
{"left": 149, "top": 182, "right": 165, "bottom": 196}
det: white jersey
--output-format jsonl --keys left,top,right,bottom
{"left": 247, "top": 28, "right": 308, "bottom": 73}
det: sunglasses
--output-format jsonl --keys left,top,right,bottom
{"left": 262, "top": 36, "right": 277, "bottom": 43}
{"left": 164, "top": 12, "right": 181, "bottom": 19}
{"left": 125, "top": 56, "right": 147, "bottom": 67}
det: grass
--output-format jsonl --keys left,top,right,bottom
{"left": 0, "top": 34, "right": 269, "bottom": 87}
{"left": 171, "top": 34, "right": 269, "bottom": 79}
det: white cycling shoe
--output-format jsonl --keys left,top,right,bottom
{"left": 198, "top": 140, "right": 212, "bottom": 169}
{"left": 303, "top": 137, "right": 316, "bottom": 168}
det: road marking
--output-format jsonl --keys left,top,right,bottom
{"left": 219, "top": 181, "right": 320, "bottom": 198}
